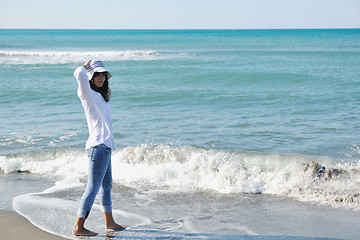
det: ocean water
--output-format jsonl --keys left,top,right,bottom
{"left": 1, "top": 29, "right": 360, "bottom": 239}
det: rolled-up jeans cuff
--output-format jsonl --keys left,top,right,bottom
{"left": 77, "top": 209, "right": 90, "bottom": 219}
{"left": 102, "top": 204, "right": 112, "bottom": 213}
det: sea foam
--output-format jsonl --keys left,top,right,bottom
{"left": 1, "top": 144, "right": 359, "bottom": 210}
{"left": 0, "top": 50, "right": 164, "bottom": 65}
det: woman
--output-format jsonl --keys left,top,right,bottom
{"left": 73, "top": 60, "right": 126, "bottom": 236}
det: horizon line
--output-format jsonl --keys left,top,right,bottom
{"left": 1, "top": 27, "right": 359, "bottom": 31}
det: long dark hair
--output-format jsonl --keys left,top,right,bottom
{"left": 90, "top": 72, "right": 111, "bottom": 102}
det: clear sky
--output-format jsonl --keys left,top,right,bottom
{"left": 1, "top": 0, "right": 359, "bottom": 29}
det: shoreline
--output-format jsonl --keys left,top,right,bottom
{"left": 0, "top": 174, "right": 68, "bottom": 239}
{"left": 1, "top": 172, "right": 360, "bottom": 240}
{"left": 0, "top": 209, "right": 68, "bottom": 240}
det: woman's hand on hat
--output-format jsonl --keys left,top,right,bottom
{"left": 83, "top": 60, "right": 91, "bottom": 70}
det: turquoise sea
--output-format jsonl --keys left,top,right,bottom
{"left": 0, "top": 29, "right": 360, "bottom": 239}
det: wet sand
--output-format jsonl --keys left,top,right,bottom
{"left": 0, "top": 209, "right": 67, "bottom": 240}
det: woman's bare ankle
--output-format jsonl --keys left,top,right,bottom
{"left": 104, "top": 211, "right": 127, "bottom": 230}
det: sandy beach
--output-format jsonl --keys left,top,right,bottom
{"left": 0, "top": 174, "right": 68, "bottom": 239}
{"left": 0, "top": 210, "right": 67, "bottom": 240}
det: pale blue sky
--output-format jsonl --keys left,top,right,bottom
{"left": 1, "top": 0, "right": 359, "bottom": 29}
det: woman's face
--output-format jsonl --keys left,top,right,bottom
{"left": 92, "top": 72, "right": 107, "bottom": 87}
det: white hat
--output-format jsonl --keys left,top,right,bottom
{"left": 86, "top": 60, "right": 112, "bottom": 80}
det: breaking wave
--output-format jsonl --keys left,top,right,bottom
{"left": 0, "top": 50, "right": 164, "bottom": 64}
{"left": 1, "top": 144, "right": 359, "bottom": 210}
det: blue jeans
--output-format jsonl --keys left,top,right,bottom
{"left": 77, "top": 144, "right": 112, "bottom": 218}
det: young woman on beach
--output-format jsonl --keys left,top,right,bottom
{"left": 72, "top": 60, "right": 126, "bottom": 236}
